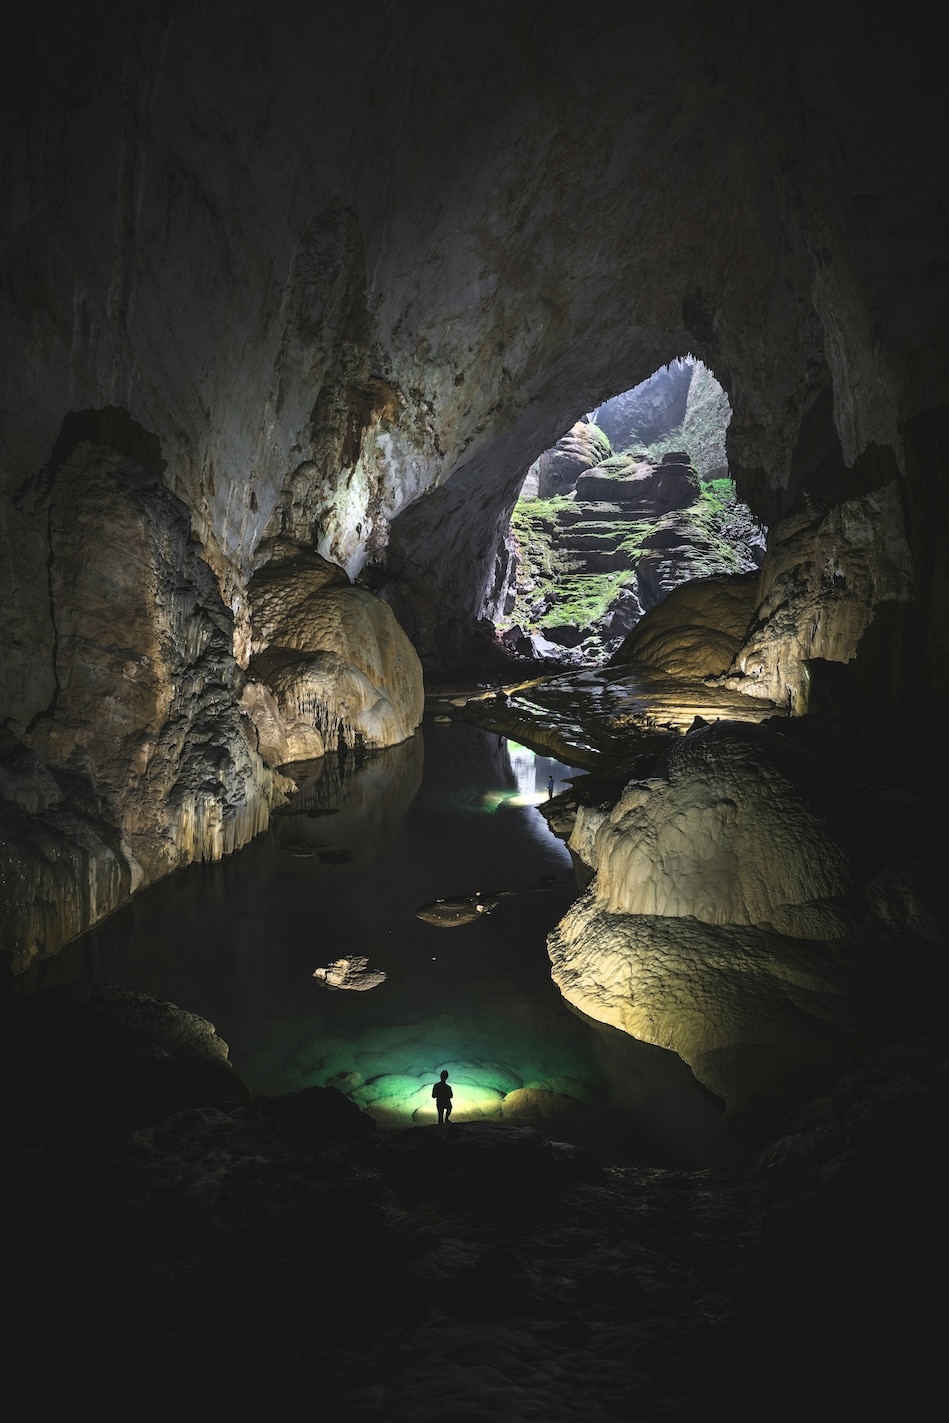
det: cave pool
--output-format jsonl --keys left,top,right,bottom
{"left": 20, "top": 719, "right": 752, "bottom": 1171}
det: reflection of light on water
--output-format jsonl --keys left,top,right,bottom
{"left": 453, "top": 743, "right": 579, "bottom": 815}
{"left": 503, "top": 741, "right": 566, "bottom": 807}
{"left": 508, "top": 741, "right": 540, "bottom": 801}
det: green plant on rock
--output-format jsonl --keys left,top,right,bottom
{"left": 538, "top": 571, "right": 636, "bottom": 630}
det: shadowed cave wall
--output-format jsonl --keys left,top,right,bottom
{"left": 3, "top": 11, "right": 948, "bottom": 1418}
{"left": 2, "top": 0, "right": 948, "bottom": 969}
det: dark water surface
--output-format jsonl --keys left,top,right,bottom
{"left": 21, "top": 721, "right": 751, "bottom": 1170}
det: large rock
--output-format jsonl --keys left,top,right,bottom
{"left": 575, "top": 454, "right": 701, "bottom": 512}
{"left": 611, "top": 573, "right": 760, "bottom": 676}
{"left": 570, "top": 721, "right": 855, "bottom": 928}
{"left": 550, "top": 719, "right": 941, "bottom": 1137}
{"left": 523, "top": 420, "right": 612, "bottom": 499}
{"left": 723, "top": 483, "right": 915, "bottom": 709}
{"left": 245, "top": 549, "right": 424, "bottom": 761}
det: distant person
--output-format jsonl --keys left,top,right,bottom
{"left": 432, "top": 1069, "right": 453, "bottom": 1124}
{"left": 547, "top": 774, "right": 554, "bottom": 799}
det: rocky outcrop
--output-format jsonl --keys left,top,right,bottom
{"left": 243, "top": 547, "right": 424, "bottom": 763}
{"left": 574, "top": 450, "right": 701, "bottom": 510}
{"left": 0, "top": 430, "right": 291, "bottom": 972}
{"left": 722, "top": 483, "right": 916, "bottom": 711}
{"left": 510, "top": 452, "right": 762, "bottom": 663}
{"left": 550, "top": 719, "right": 942, "bottom": 1139}
{"left": 522, "top": 420, "right": 612, "bottom": 499}
{"left": 611, "top": 573, "right": 760, "bottom": 677}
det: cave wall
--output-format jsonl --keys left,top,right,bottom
{"left": 2, "top": 0, "right": 947, "bottom": 967}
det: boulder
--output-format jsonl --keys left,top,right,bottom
{"left": 549, "top": 719, "right": 939, "bottom": 1137}
{"left": 611, "top": 572, "right": 760, "bottom": 676}
{"left": 246, "top": 551, "right": 424, "bottom": 759}
{"left": 527, "top": 420, "right": 612, "bottom": 499}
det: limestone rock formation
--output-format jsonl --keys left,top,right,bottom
{"left": 509, "top": 451, "right": 761, "bottom": 663}
{"left": 610, "top": 573, "right": 760, "bottom": 677}
{"left": 244, "top": 548, "right": 424, "bottom": 763}
{"left": 575, "top": 451, "right": 701, "bottom": 511}
{"left": 0, "top": 428, "right": 291, "bottom": 971}
{"left": 550, "top": 719, "right": 939, "bottom": 1137}
{"left": 719, "top": 483, "right": 916, "bottom": 710}
{"left": 2, "top": 0, "right": 947, "bottom": 987}
{"left": 312, "top": 955, "right": 387, "bottom": 990}
{"left": 522, "top": 420, "right": 612, "bottom": 499}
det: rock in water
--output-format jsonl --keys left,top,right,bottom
{"left": 416, "top": 891, "right": 504, "bottom": 926}
{"left": 312, "top": 956, "right": 387, "bottom": 990}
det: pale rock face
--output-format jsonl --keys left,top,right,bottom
{"left": 238, "top": 678, "right": 325, "bottom": 767}
{"left": 548, "top": 894, "right": 864, "bottom": 1131}
{"left": 611, "top": 573, "right": 760, "bottom": 678}
{"left": 0, "top": 435, "right": 290, "bottom": 971}
{"left": 575, "top": 722, "right": 853, "bottom": 929}
{"left": 245, "top": 551, "right": 424, "bottom": 760}
{"left": 727, "top": 482, "right": 915, "bottom": 708}
{"left": 554, "top": 721, "right": 876, "bottom": 1132}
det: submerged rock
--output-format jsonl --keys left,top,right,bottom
{"left": 312, "top": 955, "right": 387, "bottom": 990}
{"left": 416, "top": 891, "right": 505, "bottom": 926}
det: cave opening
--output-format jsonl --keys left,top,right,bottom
{"left": 493, "top": 358, "right": 765, "bottom": 669}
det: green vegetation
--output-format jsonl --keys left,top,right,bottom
{"left": 641, "top": 363, "right": 731, "bottom": 478}
{"left": 503, "top": 369, "right": 758, "bottom": 655}
{"left": 537, "top": 571, "right": 636, "bottom": 629}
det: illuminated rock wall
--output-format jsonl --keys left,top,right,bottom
{"left": 551, "top": 719, "right": 941, "bottom": 1136}
{"left": 245, "top": 550, "right": 425, "bottom": 762}
{"left": 1, "top": 430, "right": 291, "bottom": 970}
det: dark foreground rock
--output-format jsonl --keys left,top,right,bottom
{"left": 6, "top": 984, "right": 945, "bottom": 1423}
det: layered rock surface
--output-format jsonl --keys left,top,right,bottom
{"left": 509, "top": 450, "right": 762, "bottom": 663}
{"left": 548, "top": 718, "right": 944, "bottom": 1138}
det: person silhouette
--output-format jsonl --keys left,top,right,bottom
{"left": 432, "top": 1069, "right": 453, "bottom": 1124}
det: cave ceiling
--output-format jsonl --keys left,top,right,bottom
{"left": 2, "top": 0, "right": 947, "bottom": 687}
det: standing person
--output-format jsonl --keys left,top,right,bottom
{"left": 547, "top": 774, "right": 555, "bottom": 799}
{"left": 432, "top": 1069, "right": 453, "bottom": 1124}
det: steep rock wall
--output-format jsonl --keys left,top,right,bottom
{"left": 1, "top": 424, "right": 291, "bottom": 971}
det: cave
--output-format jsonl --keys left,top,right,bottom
{"left": 2, "top": 3, "right": 947, "bottom": 1420}
{"left": 502, "top": 356, "right": 764, "bottom": 663}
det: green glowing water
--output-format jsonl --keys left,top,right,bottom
{"left": 21, "top": 720, "right": 750, "bottom": 1169}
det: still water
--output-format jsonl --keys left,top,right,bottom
{"left": 21, "top": 720, "right": 750, "bottom": 1170}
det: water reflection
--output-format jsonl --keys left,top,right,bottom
{"left": 20, "top": 722, "right": 750, "bottom": 1170}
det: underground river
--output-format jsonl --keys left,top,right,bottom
{"left": 19, "top": 719, "right": 752, "bottom": 1171}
